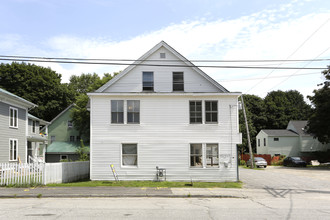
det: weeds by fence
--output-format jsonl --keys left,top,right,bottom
{"left": 0, "top": 163, "right": 44, "bottom": 186}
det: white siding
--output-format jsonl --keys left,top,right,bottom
{"left": 90, "top": 94, "right": 240, "bottom": 182}
{"left": 256, "top": 131, "right": 268, "bottom": 155}
{"left": 104, "top": 47, "right": 221, "bottom": 93}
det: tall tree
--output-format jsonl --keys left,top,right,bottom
{"left": 307, "top": 66, "right": 330, "bottom": 144}
{"left": 69, "top": 72, "right": 118, "bottom": 140}
{"left": 239, "top": 91, "right": 311, "bottom": 153}
{"left": 238, "top": 95, "right": 266, "bottom": 153}
{"left": 264, "top": 90, "right": 311, "bottom": 129}
{"left": 0, "top": 62, "right": 74, "bottom": 121}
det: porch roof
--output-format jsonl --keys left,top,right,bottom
{"left": 27, "top": 134, "right": 48, "bottom": 142}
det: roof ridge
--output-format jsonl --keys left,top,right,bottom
{"left": 93, "top": 41, "right": 229, "bottom": 93}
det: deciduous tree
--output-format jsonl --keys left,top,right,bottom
{"left": 307, "top": 67, "right": 330, "bottom": 144}
{"left": 0, "top": 62, "right": 74, "bottom": 121}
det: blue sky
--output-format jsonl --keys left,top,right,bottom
{"left": 1, "top": 0, "right": 330, "bottom": 99}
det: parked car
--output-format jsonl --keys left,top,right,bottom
{"left": 283, "top": 157, "right": 307, "bottom": 167}
{"left": 247, "top": 157, "right": 267, "bottom": 168}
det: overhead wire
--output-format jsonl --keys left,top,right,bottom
{"left": 0, "top": 57, "right": 327, "bottom": 70}
{"left": 244, "top": 17, "right": 330, "bottom": 94}
{"left": 0, "top": 54, "right": 329, "bottom": 63}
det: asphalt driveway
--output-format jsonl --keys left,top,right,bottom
{"left": 239, "top": 166, "right": 330, "bottom": 190}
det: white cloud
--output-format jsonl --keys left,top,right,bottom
{"left": 2, "top": 0, "right": 329, "bottom": 99}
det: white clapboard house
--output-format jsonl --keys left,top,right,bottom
{"left": 88, "top": 41, "right": 242, "bottom": 182}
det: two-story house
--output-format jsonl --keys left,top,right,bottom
{"left": 256, "top": 120, "right": 330, "bottom": 157}
{"left": 0, "top": 88, "right": 48, "bottom": 163}
{"left": 88, "top": 41, "right": 242, "bottom": 182}
{"left": 43, "top": 104, "right": 89, "bottom": 162}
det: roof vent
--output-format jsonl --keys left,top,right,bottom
{"left": 160, "top": 53, "right": 166, "bottom": 58}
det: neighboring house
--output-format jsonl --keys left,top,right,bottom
{"left": 0, "top": 88, "right": 48, "bottom": 163}
{"left": 27, "top": 114, "right": 49, "bottom": 163}
{"left": 43, "top": 104, "right": 89, "bottom": 162}
{"left": 256, "top": 120, "right": 330, "bottom": 157}
{"left": 88, "top": 41, "right": 242, "bottom": 182}
{"left": 46, "top": 141, "right": 89, "bottom": 162}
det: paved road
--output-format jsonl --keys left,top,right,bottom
{"left": 1, "top": 166, "right": 329, "bottom": 219}
{"left": 239, "top": 166, "right": 330, "bottom": 190}
{"left": 1, "top": 196, "right": 330, "bottom": 220}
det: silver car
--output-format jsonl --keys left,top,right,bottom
{"left": 247, "top": 157, "right": 267, "bottom": 168}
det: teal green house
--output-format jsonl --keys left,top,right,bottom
{"left": 43, "top": 104, "right": 89, "bottom": 162}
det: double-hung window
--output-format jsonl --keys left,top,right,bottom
{"left": 143, "top": 72, "right": 154, "bottom": 91}
{"left": 190, "top": 143, "right": 219, "bottom": 168}
{"left": 122, "top": 144, "right": 137, "bottom": 166}
{"left": 173, "top": 72, "right": 184, "bottom": 91}
{"left": 189, "top": 101, "right": 202, "bottom": 124}
{"left": 190, "top": 144, "right": 203, "bottom": 167}
{"left": 206, "top": 144, "right": 219, "bottom": 167}
{"left": 127, "top": 100, "right": 140, "bottom": 124}
{"left": 9, "top": 107, "right": 18, "bottom": 128}
{"left": 111, "top": 100, "right": 124, "bottom": 124}
{"left": 9, "top": 139, "right": 18, "bottom": 161}
{"left": 205, "top": 101, "right": 218, "bottom": 123}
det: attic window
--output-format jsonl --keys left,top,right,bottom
{"left": 143, "top": 72, "right": 154, "bottom": 91}
{"left": 160, "top": 53, "right": 166, "bottom": 58}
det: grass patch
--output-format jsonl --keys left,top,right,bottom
{"left": 46, "top": 180, "right": 242, "bottom": 188}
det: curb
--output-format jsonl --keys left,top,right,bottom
{"left": 0, "top": 194, "right": 246, "bottom": 199}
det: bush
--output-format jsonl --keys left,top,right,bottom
{"left": 271, "top": 155, "right": 286, "bottom": 166}
{"left": 240, "top": 160, "right": 246, "bottom": 166}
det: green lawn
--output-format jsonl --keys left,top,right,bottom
{"left": 46, "top": 180, "right": 242, "bottom": 188}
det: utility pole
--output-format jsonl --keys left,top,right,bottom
{"left": 240, "top": 95, "right": 254, "bottom": 168}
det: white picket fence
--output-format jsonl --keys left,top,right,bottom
{"left": 0, "top": 163, "right": 44, "bottom": 186}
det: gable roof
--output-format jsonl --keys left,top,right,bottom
{"left": 95, "top": 41, "right": 229, "bottom": 93}
{"left": 48, "top": 104, "right": 75, "bottom": 125}
{"left": 261, "top": 129, "right": 299, "bottom": 137}
{"left": 0, "top": 88, "right": 37, "bottom": 108}
{"left": 287, "top": 120, "right": 311, "bottom": 136}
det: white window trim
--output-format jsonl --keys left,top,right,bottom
{"left": 189, "top": 100, "right": 203, "bottom": 124}
{"left": 111, "top": 100, "right": 125, "bottom": 124}
{"left": 190, "top": 143, "right": 219, "bottom": 169}
{"left": 9, "top": 107, "right": 18, "bottom": 128}
{"left": 121, "top": 143, "right": 138, "bottom": 168}
{"left": 172, "top": 72, "right": 184, "bottom": 92}
{"left": 205, "top": 100, "right": 218, "bottom": 124}
{"left": 142, "top": 71, "right": 154, "bottom": 92}
{"left": 127, "top": 100, "right": 140, "bottom": 124}
{"left": 111, "top": 100, "right": 141, "bottom": 125}
{"left": 9, "top": 139, "right": 18, "bottom": 161}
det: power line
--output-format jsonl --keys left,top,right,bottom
{"left": 244, "top": 17, "right": 330, "bottom": 94}
{"left": 268, "top": 46, "right": 330, "bottom": 91}
{"left": 0, "top": 54, "right": 329, "bottom": 63}
{"left": 0, "top": 57, "right": 327, "bottom": 70}
{"left": 218, "top": 71, "right": 321, "bottom": 82}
